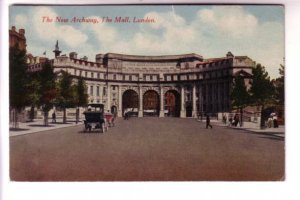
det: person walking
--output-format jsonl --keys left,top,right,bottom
{"left": 206, "top": 114, "right": 212, "bottom": 129}
{"left": 52, "top": 112, "right": 56, "bottom": 123}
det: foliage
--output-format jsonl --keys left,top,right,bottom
{"left": 9, "top": 44, "right": 30, "bottom": 111}
{"left": 55, "top": 71, "right": 76, "bottom": 123}
{"left": 38, "top": 61, "right": 58, "bottom": 125}
{"left": 231, "top": 74, "right": 251, "bottom": 127}
{"left": 55, "top": 71, "right": 76, "bottom": 108}
{"left": 231, "top": 75, "right": 250, "bottom": 109}
{"left": 249, "top": 64, "right": 275, "bottom": 106}
{"left": 75, "top": 77, "right": 88, "bottom": 107}
{"left": 249, "top": 63, "right": 275, "bottom": 128}
{"left": 274, "top": 64, "right": 285, "bottom": 105}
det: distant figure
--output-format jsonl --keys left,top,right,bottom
{"left": 267, "top": 116, "right": 273, "bottom": 128}
{"left": 233, "top": 114, "right": 239, "bottom": 127}
{"left": 229, "top": 116, "right": 233, "bottom": 126}
{"left": 124, "top": 110, "right": 129, "bottom": 120}
{"left": 222, "top": 114, "right": 227, "bottom": 124}
{"left": 273, "top": 115, "right": 279, "bottom": 128}
{"left": 52, "top": 112, "right": 56, "bottom": 123}
{"left": 206, "top": 114, "right": 212, "bottom": 129}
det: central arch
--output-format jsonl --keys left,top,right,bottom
{"left": 164, "top": 90, "right": 180, "bottom": 117}
{"left": 122, "top": 89, "right": 139, "bottom": 116}
{"left": 143, "top": 90, "right": 159, "bottom": 116}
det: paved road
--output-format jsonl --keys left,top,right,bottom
{"left": 10, "top": 117, "right": 284, "bottom": 181}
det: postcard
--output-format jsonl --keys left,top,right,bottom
{"left": 8, "top": 4, "right": 284, "bottom": 181}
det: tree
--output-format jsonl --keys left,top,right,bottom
{"left": 38, "top": 61, "right": 58, "bottom": 126}
{"left": 74, "top": 77, "right": 88, "bottom": 123}
{"left": 275, "top": 64, "right": 284, "bottom": 105}
{"left": 27, "top": 71, "right": 41, "bottom": 122}
{"left": 231, "top": 75, "right": 250, "bottom": 127}
{"left": 55, "top": 71, "right": 76, "bottom": 123}
{"left": 249, "top": 64, "right": 275, "bottom": 129}
{"left": 9, "top": 44, "right": 30, "bottom": 128}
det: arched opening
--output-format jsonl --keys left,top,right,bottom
{"left": 143, "top": 90, "right": 159, "bottom": 116}
{"left": 111, "top": 105, "right": 117, "bottom": 116}
{"left": 122, "top": 90, "right": 139, "bottom": 117}
{"left": 164, "top": 90, "right": 180, "bottom": 117}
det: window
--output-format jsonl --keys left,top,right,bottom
{"left": 113, "top": 74, "right": 116, "bottom": 80}
{"left": 97, "top": 73, "right": 100, "bottom": 79}
{"left": 85, "top": 71, "right": 88, "bottom": 77}
{"left": 91, "top": 72, "right": 94, "bottom": 78}
{"left": 97, "top": 86, "right": 100, "bottom": 96}
{"left": 90, "top": 86, "right": 93, "bottom": 95}
{"left": 112, "top": 85, "right": 116, "bottom": 90}
{"left": 74, "top": 69, "right": 77, "bottom": 75}
{"left": 103, "top": 87, "right": 106, "bottom": 96}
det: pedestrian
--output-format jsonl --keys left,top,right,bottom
{"left": 267, "top": 116, "right": 273, "bottom": 128}
{"left": 222, "top": 114, "right": 227, "bottom": 125}
{"left": 206, "top": 114, "right": 212, "bottom": 129}
{"left": 273, "top": 114, "right": 278, "bottom": 128}
{"left": 234, "top": 114, "right": 239, "bottom": 127}
{"left": 52, "top": 112, "right": 56, "bottom": 123}
{"left": 229, "top": 116, "right": 233, "bottom": 126}
{"left": 124, "top": 110, "right": 129, "bottom": 120}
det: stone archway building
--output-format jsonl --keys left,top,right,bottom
{"left": 52, "top": 49, "right": 254, "bottom": 118}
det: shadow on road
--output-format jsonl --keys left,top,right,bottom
{"left": 28, "top": 124, "right": 55, "bottom": 127}
{"left": 9, "top": 128, "right": 30, "bottom": 131}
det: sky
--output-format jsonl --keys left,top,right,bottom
{"left": 9, "top": 5, "right": 284, "bottom": 78}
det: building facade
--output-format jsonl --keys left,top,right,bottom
{"left": 52, "top": 44, "right": 255, "bottom": 118}
{"left": 9, "top": 26, "right": 26, "bottom": 50}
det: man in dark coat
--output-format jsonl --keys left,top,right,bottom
{"left": 206, "top": 114, "right": 212, "bottom": 129}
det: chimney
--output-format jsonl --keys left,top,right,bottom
{"left": 226, "top": 51, "right": 234, "bottom": 58}
{"left": 69, "top": 52, "right": 78, "bottom": 59}
{"left": 82, "top": 56, "right": 88, "bottom": 61}
{"left": 19, "top": 29, "right": 25, "bottom": 35}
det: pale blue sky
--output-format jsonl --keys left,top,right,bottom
{"left": 10, "top": 5, "right": 284, "bottom": 78}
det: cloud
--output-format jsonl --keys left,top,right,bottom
{"left": 15, "top": 14, "right": 28, "bottom": 28}
{"left": 196, "top": 6, "right": 258, "bottom": 37}
{"left": 32, "top": 7, "right": 88, "bottom": 48}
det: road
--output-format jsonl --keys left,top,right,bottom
{"left": 10, "top": 117, "right": 284, "bottom": 181}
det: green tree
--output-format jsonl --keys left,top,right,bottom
{"left": 27, "top": 71, "right": 41, "bottom": 122}
{"left": 231, "top": 75, "right": 250, "bottom": 127}
{"left": 249, "top": 64, "right": 275, "bottom": 129}
{"left": 275, "top": 64, "right": 284, "bottom": 105}
{"left": 55, "top": 71, "right": 76, "bottom": 123}
{"left": 9, "top": 44, "right": 30, "bottom": 128}
{"left": 38, "top": 61, "right": 58, "bottom": 126}
{"left": 74, "top": 77, "right": 88, "bottom": 123}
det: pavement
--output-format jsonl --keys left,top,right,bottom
{"left": 209, "top": 120, "right": 285, "bottom": 138}
{"left": 10, "top": 117, "right": 285, "bottom": 138}
{"left": 9, "top": 118, "right": 83, "bottom": 137}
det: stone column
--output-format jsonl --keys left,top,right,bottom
{"left": 198, "top": 84, "right": 203, "bottom": 120}
{"left": 118, "top": 86, "right": 123, "bottom": 117}
{"left": 99, "top": 85, "right": 103, "bottom": 103}
{"left": 106, "top": 84, "right": 111, "bottom": 112}
{"left": 138, "top": 86, "right": 143, "bottom": 117}
{"left": 159, "top": 86, "right": 164, "bottom": 117}
{"left": 192, "top": 84, "right": 197, "bottom": 118}
{"left": 180, "top": 86, "right": 186, "bottom": 118}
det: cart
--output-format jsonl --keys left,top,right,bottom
{"left": 83, "top": 104, "right": 107, "bottom": 133}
